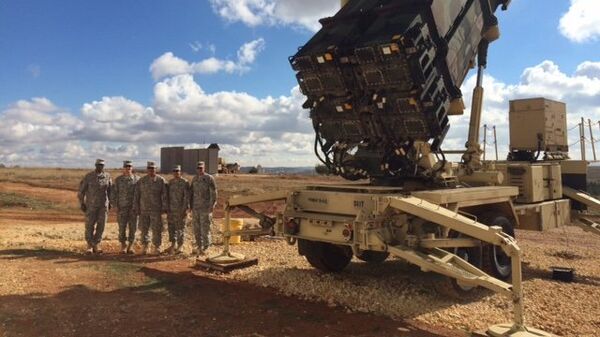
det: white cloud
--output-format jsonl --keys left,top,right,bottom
{"left": 559, "top": 0, "right": 600, "bottom": 43}
{"left": 0, "top": 77, "right": 312, "bottom": 167}
{"left": 5, "top": 59, "right": 600, "bottom": 168}
{"left": 575, "top": 61, "right": 600, "bottom": 79}
{"left": 237, "top": 38, "right": 265, "bottom": 64}
{"left": 81, "top": 96, "right": 153, "bottom": 122}
{"left": 150, "top": 38, "right": 265, "bottom": 80}
{"left": 0, "top": 98, "right": 83, "bottom": 145}
{"left": 209, "top": 0, "right": 339, "bottom": 31}
{"left": 79, "top": 96, "right": 161, "bottom": 143}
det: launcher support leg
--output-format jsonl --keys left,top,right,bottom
{"left": 205, "top": 192, "right": 288, "bottom": 266}
{"left": 206, "top": 206, "right": 246, "bottom": 264}
{"left": 387, "top": 196, "right": 552, "bottom": 337}
{"left": 223, "top": 207, "right": 231, "bottom": 255}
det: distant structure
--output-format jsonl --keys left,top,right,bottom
{"left": 218, "top": 157, "right": 241, "bottom": 174}
{"left": 161, "top": 144, "right": 219, "bottom": 175}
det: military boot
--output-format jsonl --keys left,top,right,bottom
{"left": 141, "top": 244, "right": 149, "bottom": 255}
{"left": 120, "top": 242, "right": 127, "bottom": 254}
{"left": 85, "top": 244, "right": 93, "bottom": 255}
{"left": 126, "top": 242, "right": 135, "bottom": 254}
{"left": 164, "top": 243, "right": 175, "bottom": 255}
{"left": 93, "top": 243, "right": 103, "bottom": 254}
{"left": 175, "top": 243, "right": 184, "bottom": 254}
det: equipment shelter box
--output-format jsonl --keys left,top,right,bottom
{"left": 514, "top": 199, "right": 571, "bottom": 231}
{"left": 509, "top": 98, "right": 568, "bottom": 153}
{"left": 497, "top": 162, "right": 562, "bottom": 203}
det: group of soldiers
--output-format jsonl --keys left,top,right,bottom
{"left": 77, "top": 159, "right": 217, "bottom": 257}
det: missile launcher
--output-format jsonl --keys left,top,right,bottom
{"left": 291, "top": 0, "right": 509, "bottom": 183}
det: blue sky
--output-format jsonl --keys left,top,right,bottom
{"left": 0, "top": 0, "right": 303, "bottom": 108}
{"left": 1, "top": 0, "right": 600, "bottom": 167}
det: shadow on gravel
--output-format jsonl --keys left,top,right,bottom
{"left": 0, "top": 260, "right": 454, "bottom": 337}
{"left": 0, "top": 248, "right": 187, "bottom": 264}
{"left": 522, "top": 263, "right": 600, "bottom": 286}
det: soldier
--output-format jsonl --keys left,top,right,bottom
{"left": 110, "top": 160, "right": 139, "bottom": 254}
{"left": 78, "top": 159, "right": 112, "bottom": 254}
{"left": 190, "top": 161, "right": 217, "bottom": 256}
{"left": 166, "top": 165, "right": 190, "bottom": 254}
{"left": 133, "top": 161, "right": 168, "bottom": 255}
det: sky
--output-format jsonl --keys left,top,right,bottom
{"left": 1, "top": 0, "right": 600, "bottom": 168}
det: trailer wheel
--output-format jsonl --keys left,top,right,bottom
{"left": 355, "top": 250, "right": 390, "bottom": 264}
{"left": 451, "top": 245, "right": 481, "bottom": 293}
{"left": 482, "top": 214, "right": 514, "bottom": 281}
{"left": 449, "top": 232, "right": 482, "bottom": 294}
{"left": 298, "top": 239, "right": 352, "bottom": 273}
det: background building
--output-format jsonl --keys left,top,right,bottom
{"left": 160, "top": 146, "right": 184, "bottom": 173}
{"left": 161, "top": 144, "right": 219, "bottom": 175}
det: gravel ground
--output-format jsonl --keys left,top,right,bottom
{"left": 1, "top": 221, "right": 598, "bottom": 337}
{"left": 223, "top": 225, "right": 600, "bottom": 337}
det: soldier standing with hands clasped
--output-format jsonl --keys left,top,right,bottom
{"left": 133, "top": 161, "right": 167, "bottom": 255}
{"left": 190, "top": 161, "right": 217, "bottom": 257}
{"left": 78, "top": 159, "right": 112, "bottom": 254}
{"left": 110, "top": 160, "right": 139, "bottom": 254}
{"left": 165, "top": 165, "right": 190, "bottom": 255}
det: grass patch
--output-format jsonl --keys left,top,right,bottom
{"left": 0, "top": 192, "right": 57, "bottom": 210}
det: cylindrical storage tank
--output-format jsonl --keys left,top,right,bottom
{"left": 221, "top": 218, "right": 244, "bottom": 244}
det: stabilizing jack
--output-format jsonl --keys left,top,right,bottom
{"left": 199, "top": 192, "right": 288, "bottom": 272}
{"left": 386, "top": 196, "right": 553, "bottom": 337}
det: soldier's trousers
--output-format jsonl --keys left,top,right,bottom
{"left": 117, "top": 209, "right": 138, "bottom": 244}
{"left": 167, "top": 210, "right": 186, "bottom": 246}
{"left": 85, "top": 207, "right": 107, "bottom": 246}
{"left": 192, "top": 210, "right": 212, "bottom": 251}
{"left": 139, "top": 212, "right": 163, "bottom": 247}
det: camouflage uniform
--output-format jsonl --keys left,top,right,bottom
{"left": 78, "top": 169, "right": 112, "bottom": 247}
{"left": 167, "top": 176, "right": 190, "bottom": 247}
{"left": 134, "top": 174, "right": 168, "bottom": 248}
{"left": 110, "top": 173, "right": 139, "bottom": 244}
{"left": 190, "top": 173, "right": 217, "bottom": 251}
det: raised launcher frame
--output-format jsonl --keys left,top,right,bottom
{"left": 291, "top": 0, "right": 510, "bottom": 182}
{"left": 216, "top": 185, "right": 552, "bottom": 337}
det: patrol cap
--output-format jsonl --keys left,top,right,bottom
{"left": 123, "top": 160, "right": 133, "bottom": 168}
{"left": 197, "top": 161, "right": 205, "bottom": 168}
{"left": 172, "top": 165, "right": 181, "bottom": 172}
{"left": 147, "top": 161, "right": 157, "bottom": 169}
{"left": 95, "top": 159, "right": 105, "bottom": 166}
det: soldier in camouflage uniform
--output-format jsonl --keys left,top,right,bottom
{"left": 78, "top": 159, "right": 112, "bottom": 254}
{"left": 133, "top": 161, "right": 167, "bottom": 255}
{"left": 190, "top": 161, "right": 217, "bottom": 256}
{"left": 165, "top": 165, "right": 190, "bottom": 255}
{"left": 110, "top": 160, "right": 139, "bottom": 254}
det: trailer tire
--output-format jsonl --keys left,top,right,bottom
{"left": 298, "top": 239, "right": 352, "bottom": 273}
{"left": 444, "top": 231, "right": 482, "bottom": 293}
{"left": 355, "top": 250, "right": 389, "bottom": 264}
{"left": 482, "top": 214, "right": 514, "bottom": 281}
{"left": 451, "top": 245, "right": 482, "bottom": 293}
